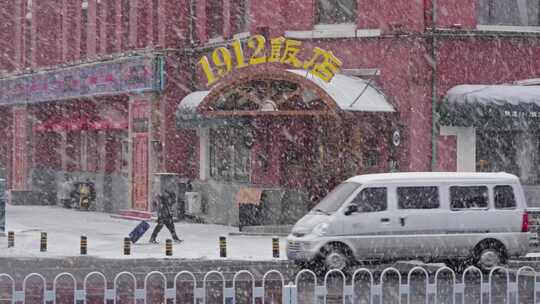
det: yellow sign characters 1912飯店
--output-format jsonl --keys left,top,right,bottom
{"left": 198, "top": 35, "right": 343, "bottom": 86}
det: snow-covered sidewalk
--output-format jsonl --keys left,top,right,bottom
{"left": 0, "top": 204, "right": 286, "bottom": 260}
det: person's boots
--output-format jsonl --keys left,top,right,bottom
{"left": 149, "top": 238, "right": 158, "bottom": 244}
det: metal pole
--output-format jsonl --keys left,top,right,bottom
{"left": 7, "top": 231, "right": 14, "bottom": 248}
{"left": 165, "top": 239, "right": 173, "bottom": 256}
{"left": 124, "top": 237, "right": 131, "bottom": 255}
{"left": 272, "top": 237, "right": 280, "bottom": 258}
{"left": 40, "top": 232, "right": 47, "bottom": 252}
{"left": 80, "top": 235, "right": 87, "bottom": 255}
{"left": 219, "top": 236, "right": 227, "bottom": 258}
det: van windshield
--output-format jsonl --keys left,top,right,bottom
{"left": 311, "top": 182, "right": 361, "bottom": 214}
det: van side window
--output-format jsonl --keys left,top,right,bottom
{"left": 450, "top": 186, "right": 488, "bottom": 210}
{"left": 397, "top": 187, "right": 439, "bottom": 209}
{"left": 494, "top": 185, "right": 516, "bottom": 209}
{"left": 350, "top": 187, "right": 387, "bottom": 212}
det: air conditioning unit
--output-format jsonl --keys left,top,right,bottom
{"left": 185, "top": 192, "right": 201, "bottom": 215}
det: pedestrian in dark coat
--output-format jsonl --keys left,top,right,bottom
{"left": 149, "top": 193, "right": 182, "bottom": 243}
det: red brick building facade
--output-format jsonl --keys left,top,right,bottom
{"left": 1, "top": 0, "right": 539, "bottom": 224}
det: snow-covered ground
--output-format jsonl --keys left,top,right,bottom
{"left": 0, "top": 204, "right": 287, "bottom": 260}
{"left": 3, "top": 204, "right": 540, "bottom": 261}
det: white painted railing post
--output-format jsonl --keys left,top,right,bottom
{"left": 283, "top": 282, "right": 295, "bottom": 304}
{"left": 2, "top": 265, "right": 540, "bottom": 304}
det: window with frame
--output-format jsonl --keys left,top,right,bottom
{"left": 209, "top": 127, "right": 251, "bottom": 182}
{"left": 477, "top": 0, "right": 540, "bottom": 26}
{"left": 397, "top": 186, "right": 440, "bottom": 209}
{"left": 231, "top": 0, "right": 249, "bottom": 34}
{"left": 315, "top": 0, "right": 357, "bottom": 25}
{"left": 206, "top": 0, "right": 224, "bottom": 39}
{"left": 190, "top": 0, "right": 198, "bottom": 42}
{"left": 450, "top": 186, "right": 489, "bottom": 210}
{"left": 121, "top": 0, "right": 131, "bottom": 50}
{"left": 81, "top": 1, "right": 88, "bottom": 57}
{"left": 494, "top": 185, "right": 517, "bottom": 209}
{"left": 350, "top": 187, "right": 387, "bottom": 212}
{"left": 24, "top": 0, "right": 32, "bottom": 67}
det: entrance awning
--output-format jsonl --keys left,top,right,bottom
{"left": 287, "top": 70, "right": 395, "bottom": 112}
{"left": 441, "top": 84, "right": 540, "bottom": 129}
{"left": 177, "top": 70, "right": 394, "bottom": 128}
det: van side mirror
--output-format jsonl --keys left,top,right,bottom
{"left": 344, "top": 204, "right": 358, "bottom": 216}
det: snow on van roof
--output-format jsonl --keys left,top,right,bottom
{"left": 346, "top": 172, "right": 519, "bottom": 184}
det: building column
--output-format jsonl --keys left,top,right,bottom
{"left": 440, "top": 126, "right": 476, "bottom": 172}
{"left": 11, "top": 107, "right": 29, "bottom": 191}
{"left": 198, "top": 128, "right": 210, "bottom": 181}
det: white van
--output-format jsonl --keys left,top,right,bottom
{"left": 286, "top": 172, "right": 530, "bottom": 270}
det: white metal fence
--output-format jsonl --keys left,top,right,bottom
{"left": 0, "top": 266, "right": 538, "bottom": 304}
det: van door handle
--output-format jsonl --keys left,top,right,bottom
{"left": 380, "top": 218, "right": 390, "bottom": 223}
{"left": 400, "top": 217, "right": 406, "bottom": 226}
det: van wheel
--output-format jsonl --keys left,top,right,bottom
{"left": 322, "top": 244, "right": 352, "bottom": 271}
{"left": 474, "top": 241, "right": 506, "bottom": 271}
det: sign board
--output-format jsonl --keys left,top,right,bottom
{"left": 0, "top": 55, "right": 164, "bottom": 106}
{"left": 235, "top": 187, "right": 263, "bottom": 206}
{"left": 198, "top": 35, "right": 342, "bottom": 86}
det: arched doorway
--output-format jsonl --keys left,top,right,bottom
{"left": 177, "top": 69, "right": 397, "bottom": 226}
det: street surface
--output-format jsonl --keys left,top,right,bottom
{"left": 2, "top": 205, "right": 540, "bottom": 303}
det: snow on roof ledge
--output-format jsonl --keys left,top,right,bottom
{"left": 446, "top": 84, "right": 540, "bottom": 106}
{"left": 178, "top": 70, "right": 395, "bottom": 113}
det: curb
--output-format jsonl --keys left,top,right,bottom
{"left": 228, "top": 232, "right": 288, "bottom": 237}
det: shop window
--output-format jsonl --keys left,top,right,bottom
{"left": 86, "top": 132, "right": 99, "bottom": 172}
{"left": 209, "top": 127, "right": 251, "bottom": 182}
{"left": 477, "top": 0, "right": 540, "bottom": 26}
{"left": 363, "top": 150, "right": 378, "bottom": 168}
{"left": 362, "top": 137, "right": 379, "bottom": 168}
{"left": 398, "top": 186, "right": 440, "bottom": 209}
{"left": 315, "top": 0, "right": 357, "bottom": 25}
{"left": 231, "top": 0, "right": 249, "bottom": 34}
{"left": 66, "top": 133, "right": 82, "bottom": 172}
{"left": 494, "top": 185, "right": 517, "bottom": 209}
{"left": 450, "top": 186, "right": 489, "bottom": 210}
{"left": 350, "top": 187, "right": 387, "bottom": 212}
{"left": 476, "top": 130, "right": 540, "bottom": 184}
{"left": 206, "top": 0, "right": 223, "bottom": 39}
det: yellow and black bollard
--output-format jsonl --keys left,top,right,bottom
{"left": 272, "top": 237, "right": 280, "bottom": 258}
{"left": 165, "top": 239, "right": 173, "bottom": 256}
{"left": 40, "top": 232, "right": 47, "bottom": 252}
{"left": 80, "top": 235, "right": 87, "bottom": 255}
{"left": 123, "top": 237, "right": 131, "bottom": 255}
{"left": 219, "top": 236, "right": 227, "bottom": 258}
{"left": 7, "top": 231, "right": 14, "bottom": 248}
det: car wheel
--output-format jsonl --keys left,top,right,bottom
{"left": 474, "top": 242, "right": 506, "bottom": 271}
{"left": 323, "top": 244, "right": 352, "bottom": 271}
